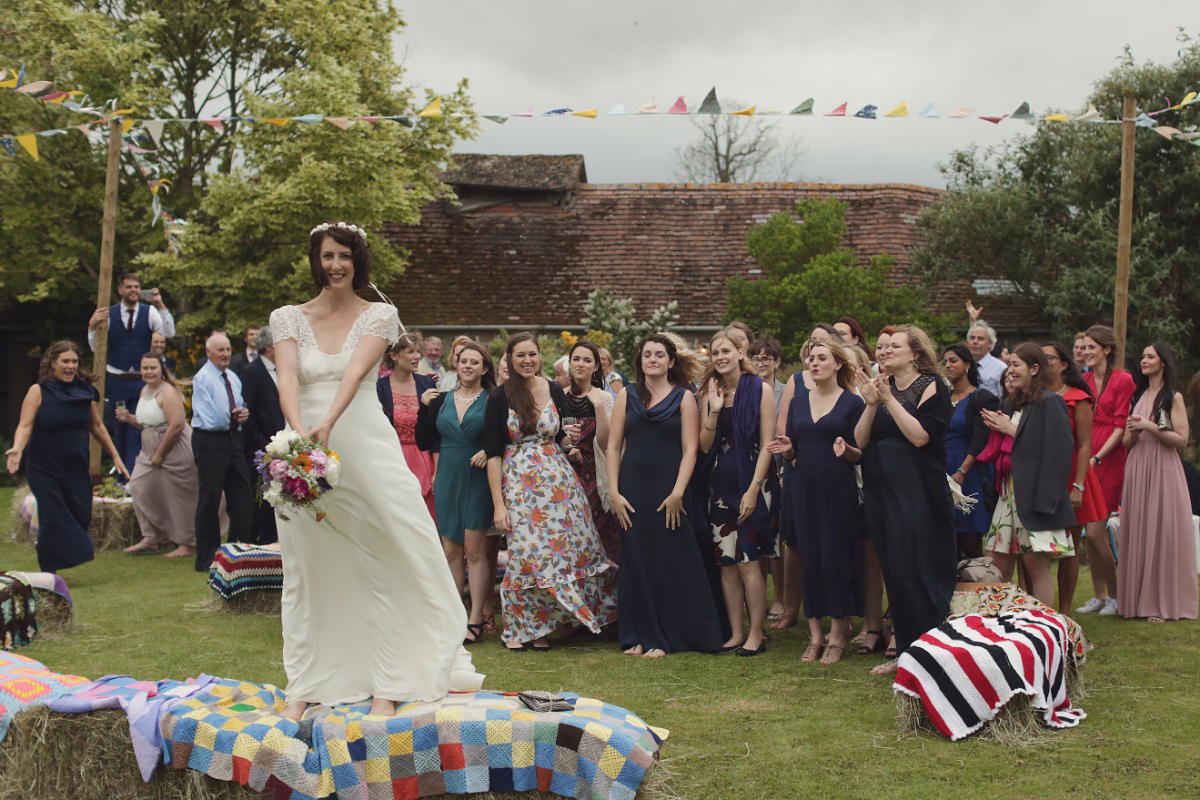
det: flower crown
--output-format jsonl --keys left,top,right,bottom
{"left": 310, "top": 221, "right": 367, "bottom": 242}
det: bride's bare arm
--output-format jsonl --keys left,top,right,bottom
{"left": 307, "top": 335, "right": 389, "bottom": 446}
{"left": 274, "top": 338, "right": 305, "bottom": 433}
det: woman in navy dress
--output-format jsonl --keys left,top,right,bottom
{"left": 6, "top": 341, "right": 129, "bottom": 572}
{"left": 769, "top": 339, "right": 865, "bottom": 665}
{"left": 942, "top": 344, "right": 1000, "bottom": 558}
{"left": 696, "top": 328, "right": 777, "bottom": 657}
{"left": 607, "top": 334, "right": 724, "bottom": 657}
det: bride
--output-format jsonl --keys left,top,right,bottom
{"left": 269, "top": 221, "right": 483, "bottom": 720}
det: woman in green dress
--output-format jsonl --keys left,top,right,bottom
{"left": 416, "top": 342, "right": 496, "bottom": 644}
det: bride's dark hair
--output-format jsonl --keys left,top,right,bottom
{"left": 309, "top": 223, "right": 371, "bottom": 290}
{"left": 504, "top": 332, "right": 543, "bottom": 436}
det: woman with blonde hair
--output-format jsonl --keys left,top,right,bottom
{"left": 855, "top": 324, "right": 956, "bottom": 676}
{"left": 768, "top": 337, "right": 865, "bottom": 664}
{"left": 696, "top": 328, "right": 777, "bottom": 656}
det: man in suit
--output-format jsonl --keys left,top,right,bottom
{"left": 240, "top": 326, "right": 284, "bottom": 544}
{"left": 86, "top": 272, "right": 176, "bottom": 478}
{"left": 229, "top": 325, "right": 259, "bottom": 376}
{"left": 191, "top": 332, "right": 254, "bottom": 571}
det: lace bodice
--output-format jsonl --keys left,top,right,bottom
{"left": 269, "top": 303, "right": 400, "bottom": 385}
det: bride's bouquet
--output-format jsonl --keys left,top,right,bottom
{"left": 255, "top": 431, "right": 341, "bottom": 523}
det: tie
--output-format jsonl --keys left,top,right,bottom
{"left": 221, "top": 371, "right": 237, "bottom": 422}
{"left": 126, "top": 308, "right": 135, "bottom": 331}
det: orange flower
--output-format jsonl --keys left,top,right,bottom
{"left": 293, "top": 454, "right": 313, "bottom": 472}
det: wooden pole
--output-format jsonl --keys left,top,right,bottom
{"left": 90, "top": 117, "right": 123, "bottom": 476}
{"left": 1113, "top": 96, "right": 1136, "bottom": 369}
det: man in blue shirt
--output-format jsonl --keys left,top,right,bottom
{"left": 191, "top": 332, "right": 254, "bottom": 571}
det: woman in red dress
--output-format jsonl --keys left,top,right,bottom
{"left": 377, "top": 333, "right": 438, "bottom": 521}
{"left": 1041, "top": 342, "right": 1107, "bottom": 613}
{"left": 1077, "top": 324, "right": 1135, "bottom": 616}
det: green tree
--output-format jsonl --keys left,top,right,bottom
{"left": 909, "top": 35, "right": 1200, "bottom": 360}
{"left": 726, "top": 197, "right": 940, "bottom": 362}
{"left": 581, "top": 289, "right": 679, "bottom": 374}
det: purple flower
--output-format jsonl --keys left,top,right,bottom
{"left": 269, "top": 460, "right": 289, "bottom": 481}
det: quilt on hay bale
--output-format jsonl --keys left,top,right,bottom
{"left": 208, "top": 543, "right": 284, "bottom": 600}
{"left": 161, "top": 679, "right": 668, "bottom": 800}
{"left": 0, "top": 574, "right": 37, "bottom": 650}
{"left": 0, "top": 651, "right": 89, "bottom": 743}
{"left": 894, "top": 609, "right": 1086, "bottom": 741}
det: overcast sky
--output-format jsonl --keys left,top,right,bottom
{"left": 396, "top": 1, "right": 1194, "bottom": 187}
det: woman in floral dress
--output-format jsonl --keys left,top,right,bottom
{"left": 484, "top": 332, "right": 617, "bottom": 651}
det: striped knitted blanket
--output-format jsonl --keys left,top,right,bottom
{"left": 894, "top": 610, "right": 1086, "bottom": 741}
{"left": 161, "top": 679, "right": 668, "bottom": 800}
{"left": 207, "top": 543, "right": 284, "bottom": 600}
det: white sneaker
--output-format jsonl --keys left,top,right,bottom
{"left": 1076, "top": 597, "right": 1105, "bottom": 613}
{"left": 1098, "top": 597, "right": 1119, "bottom": 616}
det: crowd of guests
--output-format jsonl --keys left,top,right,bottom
{"left": 6, "top": 278, "right": 1199, "bottom": 674}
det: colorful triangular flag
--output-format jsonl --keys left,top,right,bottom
{"left": 948, "top": 106, "right": 975, "bottom": 118}
{"left": 635, "top": 99, "right": 657, "bottom": 114}
{"left": 698, "top": 87, "right": 721, "bottom": 114}
{"left": 789, "top": 98, "right": 814, "bottom": 115}
{"left": 260, "top": 118, "right": 290, "bottom": 125}
{"left": 293, "top": 114, "right": 323, "bottom": 124}
{"left": 979, "top": 114, "right": 1008, "bottom": 124}
{"left": 1075, "top": 104, "right": 1101, "bottom": 122}
{"left": 144, "top": 119, "right": 165, "bottom": 145}
{"left": 542, "top": 108, "right": 571, "bottom": 116}
{"left": 1134, "top": 112, "right": 1155, "bottom": 127}
{"left": 1010, "top": 101, "right": 1033, "bottom": 119}
{"left": 326, "top": 117, "right": 355, "bottom": 130}
{"left": 918, "top": 102, "right": 939, "bottom": 118}
{"left": 15, "top": 133, "right": 38, "bottom": 160}
{"left": 825, "top": 102, "right": 847, "bottom": 116}
{"left": 121, "top": 117, "right": 135, "bottom": 134}
{"left": 667, "top": 96, "right": 688, "bottom": 114}
{"left": 854, "top": 105, "right": 877, "bottom": 119}
{"left": 884, "top": 101, "right": 908, "bottom": 118}
{"left": 606, "top": 104, "right": 626, "bottom": 115}
{"left": 1, "top": 137, "right": 15, "bottom": 156}
{"left": 483, "top": 115, "right": 508, "bottom": 124}
{"left": 512, "top": 106, "right": 534, "bottom": 118}
{"left": 1043, "top": 113, "right": 1069, "bottom": 122}
{"left": 731, "top": 105, "right": 755, "bottom": 116}
{"left": 1153, "top": 125, "right": 1182, "bottom": 139}
{"left": 573, "top": 109, "right": 597, "bottom": 119}
{"left": 202, "top": 118, "right": 225, "bottom": 132}
{"left": 15, "top": 80, "right": 52, "bottom": 95}
{"left": 418, "top": 98, "right": 442, "bottom": 118}
{"left": 1170, "top": 91, "right": 1197, "bottom": 110}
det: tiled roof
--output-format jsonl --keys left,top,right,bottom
{"left": 381, "top": 180, "right": 1023, "bottom": 331}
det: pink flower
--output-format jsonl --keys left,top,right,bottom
{"left": 308, "top": 449, "right": 327, "bottom": 466}
{"left": 269, "top": 460, "right": 289, "bottom": 481}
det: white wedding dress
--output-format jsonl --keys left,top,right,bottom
{"left": 268, "top": 302, "right": 484, "bottom": 705}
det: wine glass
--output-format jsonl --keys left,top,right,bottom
{"left": 561, "top": 416, "right": 579, "bottom": 443}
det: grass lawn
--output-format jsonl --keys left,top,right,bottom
{"left": 3, "top": 485, "right": 1198, "bottom": 799}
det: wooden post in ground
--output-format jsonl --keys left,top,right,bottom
{"left": 1113, "top": 96, "right": 1136, "bottom": 369}
{"left": 89, "top": 117, "right": 123, "bottom": 476}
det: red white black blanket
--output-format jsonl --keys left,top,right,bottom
{"left": 894, "top": 610, "right": 1086, "bottom": 740}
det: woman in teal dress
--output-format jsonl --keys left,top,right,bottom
{"left": 416, "top": 342, "right": 496, "bottom": 644}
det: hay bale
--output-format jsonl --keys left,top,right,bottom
{"left": 8, "top": 486, "right": 34, "bottom": 547}
{"left": 32, "top": 588, "right": 72, "bottom": 635}
{"left": 89, "top": 499, "right": 142, "bottom": 552}
{"left": 202, "top": 591, "right": 282, "bottom": 615}
{"left": 0, "top": 706, "right": 674, "bottom": 800}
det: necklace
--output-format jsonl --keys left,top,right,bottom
{"left": 455, "top": 389, "right": 482, "bottom": 406}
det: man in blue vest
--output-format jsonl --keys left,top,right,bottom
{"left": 87, "top": 272, "right": 176, "bottom": 478}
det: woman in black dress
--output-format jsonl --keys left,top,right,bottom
{"left": 854, "top": 325, "right": 956, "bottom": 676}
{"left": 769, "top": 338, "right": 865, "bottom": 665}
{"left": 6, "top": 341, "right": 129, "bottom": 572}
{"left": 607, "top": 334, "right": 723, "bottom": 657}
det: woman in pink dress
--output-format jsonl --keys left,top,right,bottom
{"left": 376, "top": 333, "right": 438, "bottom": 521}
{"left": 1077, "top": 324, "right": 1134, "bottom": 616}
{"left": 1119, "top": 343, "right": 1197, "bottom": 622}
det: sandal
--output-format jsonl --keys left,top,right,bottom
{"left": 820, "top": 643, "right": 846, "bottom": 666}
{"left": 854, "top": 630, "right": 885, "bottom": 656}
{"left": 482, "top": 614, "right": 497, "bottom": 635}
{"left": 884, "top": 636, "right": 898, "bottom": 660}
{"left": 463, "top": 623, "right": 485, "bottom": 645}
{"left": 800, "top": 640, "right": 824, "bottom": 663}
{"left": 769, "top": 613, "right": 797, "bottom": 631}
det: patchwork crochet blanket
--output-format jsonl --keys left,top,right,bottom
{"left": 207, "top": 543, "right": 284, "bottom": 600}
{"left": 894, "top": 609, "right": 1087, "bottom": 741}
{"left": 161, "top": 679, "right": 668, "bottom": 800}
{"left": 0, "top": 651, "right": 89, "bottom": 743}
{"left": 0, "top": 573, "right": 37, "bottom": 650}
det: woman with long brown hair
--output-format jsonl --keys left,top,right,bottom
{"left": 561, "top": 340, "right": 621, "bottom": 563}
{"left": 980, "top": 343, "right": 1078, "bottom": 607}
{"left": 607, "top": 334, "right": 724, "bottom": 656}
{"left": 696, "top": 327, "right": 777, "bottom": 656}
{"left": 7, "top": 341, "right": 129, "bottom": 572}
{"left": 484, "top": 332, "right": 617, "bottom": 651}
{"left": 1040, "top": 341, "right": 1106, "bottom": 613}
{"left": 1077, "top": 324, "right": 1133, "bottom": 615}
{"left": 854, "top": 324, "right": 956, "bottom": 676}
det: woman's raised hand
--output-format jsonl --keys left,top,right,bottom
{"left": 706, "top": 378, "right": 725, "bottom": 414}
